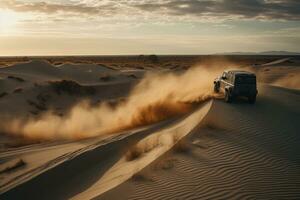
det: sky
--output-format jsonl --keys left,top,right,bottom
{"left": 0, "top": 0, "right": 300, "bottom": 56}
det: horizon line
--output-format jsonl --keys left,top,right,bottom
{"left": 1, "top": 52, "right": 300, "bottom": 58}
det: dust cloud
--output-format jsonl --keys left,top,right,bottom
{"left": 273, "top": 74, "right": 300, "bottom": 89}
{"left": 1, "top": 65, "right": 227, "bottom": 141}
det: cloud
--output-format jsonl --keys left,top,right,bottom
{"left": 0, "top": 0, "right": 300, "bottom": 21}
{"left": 133, "top": 0, "right": 300, "bottom": 21}
{"left": 0, "top": 0, "right": 118, "bottom": 16}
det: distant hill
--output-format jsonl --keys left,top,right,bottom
{"left": 217, "top": 51, "right": 300, "bottom": 55}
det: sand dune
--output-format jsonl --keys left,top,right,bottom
{"left": 71, "top": 102, "right": 211, "bottom": 200}
{"left": 261, "top": 57, "right": 292, "bottom": 66}
{"left": 0, "top": 102, "right": 211, "bottom": 199}
{"left": 98, "top": 85, "right": 300, "bottom": 200}
{"left": 256, "top": 59, "right": 300, "bottom": 89}
{"left": 1, "top": 84, "right": 299, "bottom": 199}
{"left": 0, "top": 60, "right": 131, "bottom": 84}
{"left": 1, "top": 57, "right": 300, "bottom": 199}
{"left": 0, "top": 63, "right": 221, "bottom": 141}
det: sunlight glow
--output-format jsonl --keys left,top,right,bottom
{"left": 0, "top": 10, "right": 20, "bottom": 31}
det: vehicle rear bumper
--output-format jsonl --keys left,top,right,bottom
{"left": 233, "top": 89, "right": 257, "bottom": 97}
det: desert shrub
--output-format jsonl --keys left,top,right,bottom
{"left": 128, "top": 74, "right": 138, "bottom": 79}
{"left": 30, "top": 110, "right": 39, "bottom": 115}
{"left": 164, "top": 63, "right": 173, "bottom": 67}
{"left": 27, "top": 99, "right": 46, "bottom": 111}
{"left": 138, "top": 54, "right": 145, "bottom": 61}
{"left": 54, "top": 62, "right": 63, "bottom": 66}
{"left": 0, "top": 92, "right": 8, "bottom": 98}
{"left": 99, "top": 74, "right": 111, "bottom": 81}
{"left": 7, "top": 76, "right": 25, "bottom": 82}
{"left": 50, "top": 80, "right": 80, "bottom": 95}
{"left": 13, "top": 88, "right": 23, "bottom": 93}
{"left": 149, "top": 55, "right": 159, "bottom": 64}
{"left": 49, "top": 80, "right": 95, "bottom": 95}
{"left": 36, "top": 93, "right": 51, "bottom": 103}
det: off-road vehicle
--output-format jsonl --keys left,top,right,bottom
{"left": 214, "top": 70, "right": 257, "bottom": 103}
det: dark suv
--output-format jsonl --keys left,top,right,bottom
{"left": 214, "top": 70, "right": 258, "bottom": 103}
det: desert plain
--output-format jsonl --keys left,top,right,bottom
{"left": 0, "top": 55, "right": 299, "bottom": 199}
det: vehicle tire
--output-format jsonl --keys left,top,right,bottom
{"left": 248, "top": 95, "right": 256, "bottom": 104}
{"left": 214, "top": 83, "right": 220, "bottom": 93}
{"left": 225, "top": 90, "right": 232, "bottom": 103}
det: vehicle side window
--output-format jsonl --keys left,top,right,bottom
{"left": 229, "top": 73, "right": 234, "bottom": 83}
{"left": 227, "top": 73, "right": 231, "bottom": 82}
{"left": 226, "top": 73, "right": 231, "bottom": 82}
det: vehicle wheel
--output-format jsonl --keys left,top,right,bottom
{"left": 248, "top": 95, "right": 256, "bottom": 104}
{"left": 225, "top": 90, "right": 232, "bottom": 103}
{"left": 214, "top": 83, "right": 220, "bottom": 93}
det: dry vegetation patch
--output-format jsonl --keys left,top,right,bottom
{"left": 27, "top": 99, "right": 47, "bottom": 111}
{"left": 127, "top": 74, "right": 138, "bottom": 79}
{"left": 99, "top": 74, "right": 112, "bottom": 81}
{"left": 0, "top": 92, "right": 8, "bottom": 98}
{"left": 13, "top": 88, "right": 23, "bottom": 93}
{"left": 49, "top": 80, "right": 95, "bottom": 95}
{"left": 7, "top": 76, "right": 25, "bottom": 82}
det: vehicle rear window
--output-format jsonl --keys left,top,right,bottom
{"left": 235, "top": 76, "right": 256, "bottom": 84}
